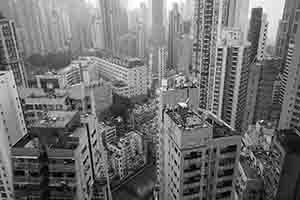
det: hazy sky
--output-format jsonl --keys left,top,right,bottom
{"left": 127, "top": 0, "right": 285, "bottom": 43}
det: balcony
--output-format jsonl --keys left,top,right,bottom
{"left": 184, "top": 164, "right": 202, "bottom": 173}
{"left": 184, "top": 152, "right": 202, "bottom": 160}
{"left": 183, "top": 174, "right": 201, "bottom": 185}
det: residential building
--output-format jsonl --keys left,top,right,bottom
{"left": 98, "top": 122, "right": 117, "bottom": 146}
{"left": 93, "top": 57, "right": 149, "bottom": 97}
{"left": 159, "top": 103, "right": 241, "bottom": 199}
{"left": 273, "top": 128, "right": 300, "bottom": 200}
{"left": 137, "top": 22, "right": 146, "bottom": 58}
{"left": 176, "top": 34, "right": 193, "bottom": 76}
{"left": 0, "top": 19, "right": 27, "bottom": 87}
{"left": 18, "top": 87, "right": 70, "bottom": 124}
{"left": 12, "top": 111, "right": 110, "bottom": 200}
{"left": 248, "top": 7, "right": 263, "bottom": 62}
{"left": 244, "top": 57, "right": 281, "bottom": 128}
{"left": 158, "top": 46, "right": 167, "bottom": 86}
{"left": 243, "top": 120, "right": 276, "bottom": 151}
{"left": 225, "top": 0, "right": 250, "bottom": 41}
{"left": 279, "top": 22, "right": 300, "bottom": 129}
{"left": 257, "top": 14, "right": 268, "bottom": 61}
{"left": 152, "top": 0, "right": 166, "bottom": 44}
{"left": 157, "top": 75, "right": 200, "bottom": 199}
{"left": 108, "top": 131, "right": 144, "bottom": 180}
{"left": 0, "top": 70, "right": 27, "bottom": 145}
{"left": 35, "top": 72, "right": 66, "bottom": 90}
{"left": 19, "top": 81, "right": 113, "bottom": 122}
{"left": 235, "top": 156, "right": 263, "bottom": 200}
{"left": 168, "top": 3, "right": 181, "bottom": 69}
{"left": 212, "top": 28, "right": 251, "bottom": 131}
{"left": 275, "top": 0, "right": 300, "bottom": 65}
{"left": 0, "top": 71, "right": 28, "bottom": 200}
{"left": 192, "top": 0, "right": 223, "bottom": 109}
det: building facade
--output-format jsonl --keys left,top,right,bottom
{"left": 279, "top": 22, "right": 300, "bottom": 129}
{"left": 192, "top": 0, "right": 223, "bottom": 109}
{"left": 211, "top": 28, "right": 251, "bottom": 131}
{"left": 0, "top": 19, "right": 27, "bottom": 87}
{"left": 160, "top": 104, "right": 241, "bottom": 200}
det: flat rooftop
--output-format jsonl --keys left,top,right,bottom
{"left": 163, "top": 74, "right": 198, "bottom": 90}
{"left": 30, "top": 111, "right": 78, "bottom": 129}
{"left": 240, "top": 156, "right": 260, "bottom": 179}
{"left": 166, "top": 103, "right": 208, "bottom": 130}
{"left": 106, "top": 57, "right": 144, "bottom": 69}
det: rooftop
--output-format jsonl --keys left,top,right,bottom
{"left": 18, "top": 87, "right": 68, "bottom": 99}
{"left": 166, "top": 103, "right": 208, "bottom": 130}
{"left": 105, "top": 56, "right": 144, "bottom": 69}
{"left": 240, "top": 155, "right": 260, "bottom": 179}
{"left": 29, "top": 111, "right": 78, "bottom": 129}
{"left": 162, "top": 73, "right": 198, "bottom": 91}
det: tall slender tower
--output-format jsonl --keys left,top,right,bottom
{"left": 275, "top": 0, "right": 299, "bottom": 64}
{"left": 279, "top": 21, "right": 300, "bottom": 129}
{"left": 152, "top": 0, "right": 166, "bottom": 44}
{"left": 248, "top": 7, "right": 263, "bottom": 62}
{"left": 168, "top": 3, "right": 181, "bottom": 69}
{"left": 212, "top": 28, "right": 251, "bottom": 132}
{"left": 192, "top": 0, "right": 223, "bottom": 109}
{"left": 0, "top": 19, "right": 27, "bottom": 87}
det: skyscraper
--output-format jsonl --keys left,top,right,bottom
{"left": 212, "top": 28, "right": 251, "bottom": 132}
{"left": 275, "top": 0, "right": 300, "bottom": 64}
{"left": 248, "top": 7, "right": 263, "bottom": 62}
{"left": 279, "top": 21, "right": 300, "bottom": 129}
{"left": 0, "top": 70, "right": 25, "bottom": 200}
{"left": 152, "top": 0, "right": 166, "bottom": 44}
{"left": 160, "top": 103, "right": 241, "bottom": 200}
{"left": 0, "top": 70, "right": 27, "bottom": 145}
{"left": 0, "top": 19, "right": 27, "bottom": 87}
{"left": 168, "top": 3, "right": 181, "bottom": 69}
{"left": 225, "top": 0, "right": 250, "bottom": 40}
{"left": 257, "top": 14, "right": 269, "bottom": 61}
{"left": 157, "top": 74, "right": 200, "bottom": 199}
{"left": 192, "top": 0, "right": 223, "bottom": 109}
{"left": 158, "top": 46, "right": 167, "bottom": 85}
{"left": 244, "top": 57, "right": 281, "bottom": 128}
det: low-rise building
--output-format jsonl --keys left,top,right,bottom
{"left": 108, "top": 131, "right": 144, "bottom": 180}
{"left": 236, "top": 155, "right": 263, "bottom": 200}
{"left": 93, "top": 56, "right": 149, "bottom": 97}
{"left": 12, "top": 111, "right": 110, "bottom": 200}
{"left": 98, "top": 123, "right": 117, "bottom": 146}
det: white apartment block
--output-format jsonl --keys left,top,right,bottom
{"left": 192, "top": 0, "right": 223, "bottom": 109}
{"left": 160, "top": 104, "right": 241, "bottom": 200}
{"left": 0, "top": 19, "right": 27, "bottom": 87}
{"left": 0, "top": 71, "right": 27, "bottom": 146}
{"left": 93, "top": 57, "right": 149, "bottom": 98}
{"left": 0, "top": 70, "right": 27, "bottom": 200}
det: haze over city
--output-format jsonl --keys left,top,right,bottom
{"left": 0, "top": 0, "right": 299, "bottom": 200}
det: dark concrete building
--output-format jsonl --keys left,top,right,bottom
{"left": 274, "top": 128, "right": 300, "bottom": 200}
{"left": 248, "top": 7, "right": 263, "bottom": 62}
